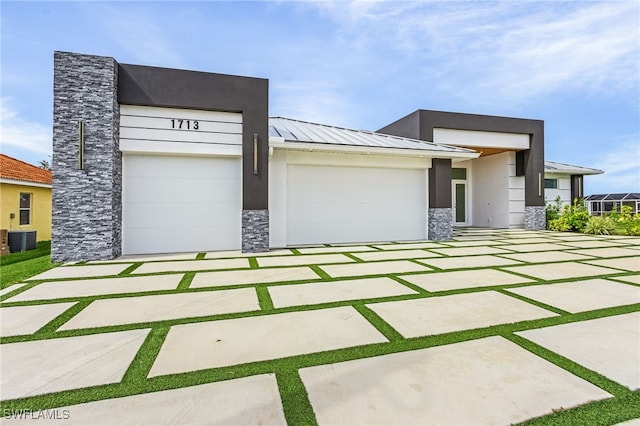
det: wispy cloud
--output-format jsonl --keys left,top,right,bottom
{"left": 305, "top": 1, "right": 640, "bottom": 108}
{"left": 86, "top": 3, "right": 184, "bottom": 68}
{"left": 0, "top": 97, "right": 51, "bottom": 157}
{"left": 587, "top": 135, "right": 640, "bottom": 193}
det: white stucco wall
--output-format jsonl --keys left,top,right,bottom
{"left": 433, "top": 128, "right": 530, "bottom": 150}
{"left": 470, "top": 152, "right": 511, "bottom": 228}
{"left": 544, "top": 173, "right": 572, "bottom": 206}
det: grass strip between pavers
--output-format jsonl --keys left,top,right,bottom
{"left": 176, "top": 272, "right": 194, "bottom": 291}
{"left": 515, "top": 390, "right": 640, "bottom": 426}
{"left": 276, "top": 369, "right": 318, "bottom": 426}
{"left": 121, "top": 326, "right": 170, "bottom": 386}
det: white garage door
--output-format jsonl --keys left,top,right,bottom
{"left": 287, "top": 165, "right": 426, "bottom": 245}
{"left": 122, "top": 155, "right": 241, "bottom": 255}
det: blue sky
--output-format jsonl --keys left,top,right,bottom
{"left": 2, "top": 0, "right": 638, "bottom": 195}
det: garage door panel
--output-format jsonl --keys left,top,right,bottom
{"left": 287, "top": 165, "right": 426, "bottom": 245}
{"left": 123, "top": 155, "right": 241, "bottom": 254}
{"left": 125, "top": 178, "right": 240, "bottom": 204}
{"left": 124, "top": 225, "right": 238, "bottom": 254}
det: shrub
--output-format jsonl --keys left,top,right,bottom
{"left": 583, "top": 216, "right": 616, "bottom": 235}
{"left": 545, "top": 196, "right": 563, "bottom": 225}
{"left": 606, "top": 205, "right": 640, "bottom": 236}
{"left": 547, "top": 198, "right": 589, "bottom": 232}
{"left": 564, "top": 199, "right": 590, "bottom": 232}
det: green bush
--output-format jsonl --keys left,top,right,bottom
{"left": 547, "top": 198, "right": 589, "bottom": 232}
{"left": 583, "top": 216, "right": 617, "bottom": 235}
{"left": 545, "top": 196, "right": 563, "bottom": 224}
{"left": 608, "top": 205, "right": 640, "bottom": 236}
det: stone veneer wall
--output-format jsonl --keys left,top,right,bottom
{"left": 428, "top": 208, "right": 453, "bottom": 240}
{"left": 52, "top": 52, "right": 121, "bottom": 262}
{"left": 524, "top": 205, "right": 546, "bottom": 230}
{"left": 242, "top": 210, "right": 269, "bottom": 253}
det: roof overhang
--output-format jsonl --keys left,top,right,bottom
{"left": 0, "top": 178, "right": 52, "bottom": 188}
{"left": 269, "top": 138, "right": 480, "bottom": 161}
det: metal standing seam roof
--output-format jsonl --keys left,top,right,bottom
{"left": 269, "top": 117, "right": 478, "bottom": 156}
{"left": 544, "top": 160, "right": 603, "bottom": 175}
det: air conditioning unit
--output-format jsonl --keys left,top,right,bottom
{"left": 8, "top": 231, "right": 37, "bottom": 253}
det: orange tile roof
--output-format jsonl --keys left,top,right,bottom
{"left": 0, "top": 154, "right": 52, "bottom": 185}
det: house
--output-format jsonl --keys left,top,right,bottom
{"left": 0, "top": 154, "right": 52, "bottom": 243}
{"left": 543, "top": 161, "right": 603, "bottom": 205}
{"left": 50, "top": 51, "right": 592, "bottom": 262}
{"left": 585, "top": 193, "right": 640, "bottom": 216}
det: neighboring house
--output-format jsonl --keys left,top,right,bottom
{"left": 0, "top": 154, "right": 52, "bottom": 241}
{"left": 585, "top": 193, "right": 640, "bottom": 216}
{"left": 543, "top": 161, "right": 604, "bottom": 205}
{"left": 49, "top": 51, "right": 594, "bottom": 261}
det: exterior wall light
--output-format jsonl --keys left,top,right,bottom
{"left": 253, "top": 133, "right": 259, "bottom": 175}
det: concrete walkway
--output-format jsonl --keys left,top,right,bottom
{"left": 1, "top": 229, "right": 639, "bottom": 425}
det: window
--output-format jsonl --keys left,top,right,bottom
{"left": 19, "top": 193, "right": 31, "bottom": 225}
{"left": 544, "top": 178, "right": 558, "bottom": 189}
{"left": 452, "top": 168, "right": 467, "bottom": 180}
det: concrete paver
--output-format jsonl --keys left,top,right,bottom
{"left": 268, "top": 277, "right": 417, "bottom": 308}
{"left": 430, "top": 246, "right": 513, "bottom": 256}
{"left": 503, "top": 262, "right": 620, "bottom": 281}
{"left": 59, "top": 288, "right": 259, "bottom": 330}
{"left": 499, "top": 243, "right": 573, "bottom": 252}
{"left": 92, "top": 253, "right": 197, "bottom": 263}
{"left": 0, "top": 284, "right": 28, "bottom": 297}
{"left": 585, "top": 257, "right": 640, "bottom": 272}
{"left": 149, "top": 307, "right": 386, "bottom": 376}
{"left": 319, "top": 260, "right": 430, "bottom": 278}
{"left": 418, "top": 254, "right": 521, "bottom": 270}
{"left": 11, "top": 375, "right": 287, "bottom": 426}
{"left": 27, "top": 264, "right": 133, "bottom": 280}
{"left": 0, "top": 329, "right": 149, "bottom": 400}
{"left": 296, "top": 245, "right": 375, "bottom": 254}
{"left": 1, "top": 303, "right": 76, "bottom": 337}
{"left": 438, "top": 240, "right": 502, "bottom": 247}
{"left": 495, "top": 238, "right": 558, "bottom": 244}
{"left": 190, "top": 267, "right": 320, "bottom": 288}
{"left": 368, "top": 291, "right": 556, "bottom": 337}
{"left": 569, "top": 247, "right": 640, "bottom": 258}
{"left": 299, "top": 336, "right": 611, "bottom": 426}
{"left": 499, "top": 250, "right": 594, "bottom": 263}
{"left": 5, "top": 275, "right": 182, "bottom": 302}
{"left": 371, "top": 242, "right": 446, "bottom": 250}
{"left": 206, "top": 249, "right": 294, "bottom": 258}
{"left": 517, "top": 312, "right": 640, "bottom": 390}
{"left": 400, "top": 269, "right": 532, "bottom": 292}
{"left": 614, "top": 274, "right": 640, "bottom": 285}
{"left": 560, "top": 240, "right": 628, "bottom": 249}
{"left": 508, "top": 279, "right": 640, "bottom": 313}
{"left": 257, "top": 254, "right": 354, "bottom": 267}
{"left": 133, "top": 258, "right": 249, "bottom": 274}
{"left": 354, "top": 249, "right": 441, "bottom": 261}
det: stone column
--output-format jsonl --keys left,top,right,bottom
{"left": 428, "top": 158, "right": 453, "bottom": 240}
{"left": 52, "top": 51, "right": 121, "bottom": 262}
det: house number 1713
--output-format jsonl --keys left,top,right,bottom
{"left": 170, "top": 119, "right": 199, "bottom": 130}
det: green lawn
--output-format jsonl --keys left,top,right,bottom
{"left": 0, "top": 241, "right": 58, "bottom": 288}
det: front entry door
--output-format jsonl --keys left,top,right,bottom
{"left": 452, "top": 180, "right": 467, "bottom": 225}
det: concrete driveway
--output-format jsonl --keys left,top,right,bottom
{"left": 1, "top": 229, "right": 639, "bottom": 425}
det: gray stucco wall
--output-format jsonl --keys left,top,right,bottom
{"left": 52, "top": 51, "right": 121, "bottom": 262}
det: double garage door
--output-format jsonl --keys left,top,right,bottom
{"left": 122, "top": 155, "right": 241, "bottom": 255}
{"left": 286, "top": 164, "right": 427, "bottom": 245}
